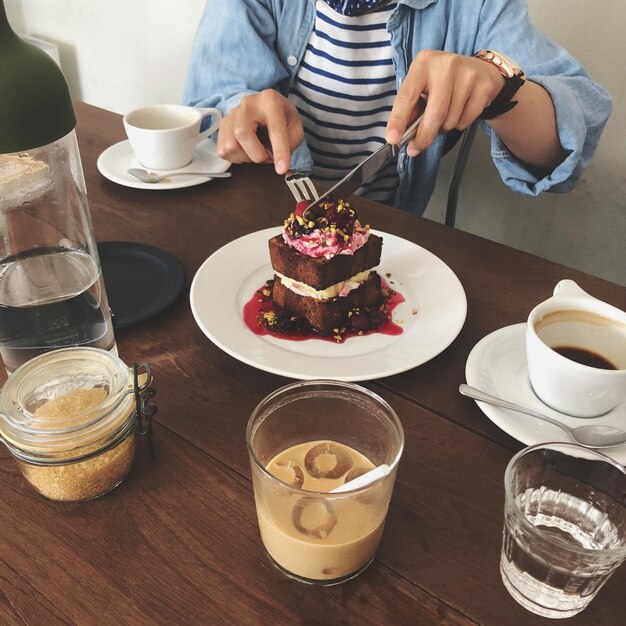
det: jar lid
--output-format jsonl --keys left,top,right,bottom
{"left": 0, "top": 348, "right": 135, "bottom": 457}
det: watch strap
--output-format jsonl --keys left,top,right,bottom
{"left": 480, "top": 72, "right": 525, "bottom": 120}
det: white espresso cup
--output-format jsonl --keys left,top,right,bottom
{"left": 123, "top": 104, "right": 222, "bottom": 170}
{"left": 526, "top": 280, "right": 626, "bottom": 418}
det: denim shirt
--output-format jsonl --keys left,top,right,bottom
{"left": 184, "top": 0, "right": 611, "bottom": 216}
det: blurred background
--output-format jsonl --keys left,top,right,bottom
{"left": 5, "top": 0, "right": 624, "bottom": 286}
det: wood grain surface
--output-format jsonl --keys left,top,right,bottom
{"left": 0, "top": 102, "right": 624, "bottom": 625}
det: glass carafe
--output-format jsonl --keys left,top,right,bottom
{"left": 0, "top": 2, "right": 116, "bottom": 374}
{"left": 0, "top": 133, "right": 116, "bottom": 373}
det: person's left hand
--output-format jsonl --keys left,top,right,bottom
{"left": 385, "top": 50, "right": 505, "bottom": 155}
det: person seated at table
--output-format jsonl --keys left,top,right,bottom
{"left": 184, "top": 0, "right": 611, "bottom": 216}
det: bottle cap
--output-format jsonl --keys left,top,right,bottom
{"left": 0, "top": 1, "right": 75, "bottom": 153}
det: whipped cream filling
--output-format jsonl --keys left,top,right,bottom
{"left": 276, "top": 269, "right": 371, "bottom": 300}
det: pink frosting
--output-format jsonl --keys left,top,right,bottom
{"left": 283, "top": 225, "right": 369, "bottom": 260}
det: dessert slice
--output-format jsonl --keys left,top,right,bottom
{"left": 268, "top": 199, "right": 384, "bottom": 336}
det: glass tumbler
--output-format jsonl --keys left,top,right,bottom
{"left": 500, "top": 443, "right": 626, "bottom": 618}
{"left": 246, "top": 380, "right": 404, "bottom": 585}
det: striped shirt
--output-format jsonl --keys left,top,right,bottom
{"left": 289, "top": 0, "right": 398, "bottom": 204}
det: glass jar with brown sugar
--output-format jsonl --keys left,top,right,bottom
{"left": 0, "top": 347, "right": 156, "bottom": 501}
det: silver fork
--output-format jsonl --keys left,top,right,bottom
{"left": 284, "top": 172, "right": 319, "bottom": 203}
{"left": 257, "top": 128, "right": 319, "bottom": 203}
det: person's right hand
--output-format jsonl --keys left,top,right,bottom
{"left": 216, "top": 89, "right": 304, "bottom": 175}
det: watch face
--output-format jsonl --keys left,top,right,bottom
{"left": 477, "top": 50, "right": 522, "bottom": 79}
{"left": 496, "top": 53, "right": 522, "bottom": 76}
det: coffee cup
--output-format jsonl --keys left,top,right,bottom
{"left": 526, "top": 279, "right": 626, "bottom": 417}
{"left": 123, "top": 104, "right": 222, "bottom": 171}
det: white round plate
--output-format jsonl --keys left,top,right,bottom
{"left": 190, "top": 228, "right": 467, "bottom": 381}
{"left": 465, "top": 323, "right": 626, "bottom": 463}
{"left": 96, "top": 139, "right": 231, "bottom": 190}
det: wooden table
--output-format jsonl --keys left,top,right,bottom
{"left": 1, "top": 102, "right": 624, "bottom": 625}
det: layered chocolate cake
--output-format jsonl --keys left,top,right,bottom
{"left": 267, "top": 199, "right": 384, "bottom": 336}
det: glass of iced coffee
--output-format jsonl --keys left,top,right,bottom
{"left": 246, "top": 380, "right": 404, "bottom": 585}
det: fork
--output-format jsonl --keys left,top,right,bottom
{"left": 257, "top": 128, "right": 320, "bottom": 203}
{"left": 284, "top": 172, "right": 320, "bottom": 203}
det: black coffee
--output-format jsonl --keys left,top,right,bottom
{"left": 553, "top": 346, "right": 617, "bottom": 370}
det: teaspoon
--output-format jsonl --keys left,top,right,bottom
{"left": 459, "top": 384, "right": 626, "bottom": 449}
{"left": 127, "top": 168, "right": 232, "bottom": 183}
{"left": 330, "top": 464, "right": 390, "bottom": 493}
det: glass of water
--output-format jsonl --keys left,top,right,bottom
{"left": 500, "top": 443, "right": 626, "bottom": 619}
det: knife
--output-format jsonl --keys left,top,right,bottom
{"left": 304, "top": 113, "right": 424, "bottom": 213}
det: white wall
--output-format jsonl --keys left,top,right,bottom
{"left": 5, "top": 0, "right": 205, "bottom": 113}
{"left": 7, "top": 0, "right": 625, "bottom": 287}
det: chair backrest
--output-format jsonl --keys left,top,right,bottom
{"left": 444, "top": 121, "right": 478, "bottom": 227}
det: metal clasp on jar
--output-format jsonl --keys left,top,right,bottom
{"left": 132, "top": 362, "right": 157, "bottom": 457}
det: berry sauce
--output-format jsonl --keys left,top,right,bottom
{"left": 243, "top": 277, "right": 405, "bottom": 343}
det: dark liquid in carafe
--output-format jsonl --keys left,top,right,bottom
{"left": 0, "top": 247, "right": 116, "bottom": 373}
{"left": 553, "top": 346, "right": 617, "bottom": 370}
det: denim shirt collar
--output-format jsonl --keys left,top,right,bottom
{"left": 396, "top": 0, "right": 439, "bottom": 8}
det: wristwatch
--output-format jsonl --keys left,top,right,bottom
{"left": 474, "top": 50, "right": 526, "bottom": 120}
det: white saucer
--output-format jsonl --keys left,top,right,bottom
{"left": 96, "top": 139, "right": 231, "bottom": 190}
{"left": 465, "top": 323, "right": 626, "bottom": 464}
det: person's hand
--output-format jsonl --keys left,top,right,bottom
{"left": 217, "top": 89, "right": 304, "bottom": 174}
{"left": 385, "top": 50, "right": 505, "bottom": 156}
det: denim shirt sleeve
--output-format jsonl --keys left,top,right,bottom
{"left": 183, "top": 0, "right": 314, "bottom": 173}
{"left": 476, "top": 0, "right": 612, "bottom": 195}
{"left": 184, "top": 0, "right": 287, "bottom": 114}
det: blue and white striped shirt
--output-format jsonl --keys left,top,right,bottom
{"left": 289, "top": 0, "right": 398, "bottom": 204}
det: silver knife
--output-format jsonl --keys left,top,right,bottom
{"left": 304, "top": 114, "right": 424, "bottom": 213}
